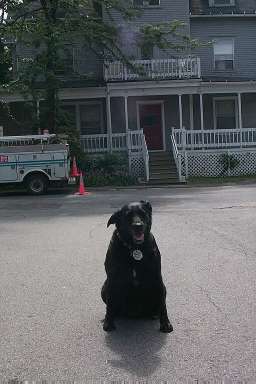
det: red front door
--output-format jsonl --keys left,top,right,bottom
{"left": 139, "top": 104, "right": 163, "bottom": 150}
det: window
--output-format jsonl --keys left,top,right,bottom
{"left": 209, "top": 0, "right": 235, "bottom": 6}
{"left": 80, "top": 103, "right": 103, "bottom": 135}
{"left": 133, "top": 0, "right": 160, "bottom": 7}
{"left": 214, "top": 38, "right": 234, "bottom": 70}
{"left": 214, "top": 98, "right": 237, "bottom": 129}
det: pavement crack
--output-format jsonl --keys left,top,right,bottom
{"left": 197, "top": 285, "right": 223, "bottom": 314}
{"left": 214, "top": 204, "right": 256, "bottom": 210}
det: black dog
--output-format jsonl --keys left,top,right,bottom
{"left": 101, "top": 200, "right": 173, "bottom": 333}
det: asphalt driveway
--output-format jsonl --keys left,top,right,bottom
{"left": 0, "top": 184, "right": 256, "bottom": 383}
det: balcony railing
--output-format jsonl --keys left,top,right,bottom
{"left": 104, "top": 57, "right": 201, "bottom": 81}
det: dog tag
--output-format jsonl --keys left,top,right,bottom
{"left": 132, "top": 249, "right": 143, "bottom": 261}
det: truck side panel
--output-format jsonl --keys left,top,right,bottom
{"left": 0, "top": 154, "right": 18, "bottom": 181}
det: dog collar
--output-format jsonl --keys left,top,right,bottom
{"left": 116, "top": 231, "right": 144, "bottom": 261}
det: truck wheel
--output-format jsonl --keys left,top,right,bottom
{"left": 25, "top": 174, "right": 48, "bottom": 195}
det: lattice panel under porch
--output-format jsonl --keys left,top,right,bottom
{"left": 130, "top": 154, "right": 145, "bottom": 179}
{"left": 183, "top": 150, "right": 256, "bottom": 177}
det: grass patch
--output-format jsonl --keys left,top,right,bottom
{"left": 188, "top": 175, "right": 256, "bottom": 185}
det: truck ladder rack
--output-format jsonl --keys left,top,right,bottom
{"left": 0, "top": 134, "right": 56, "bottom": 146}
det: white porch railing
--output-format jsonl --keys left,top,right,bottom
{"left": 104, "top": 57, "right": 201, "bottom": 81}
{"left": 173, "top": 128, "right": 256, "bottom": 150}
{"left": 80, "top": 130, "right": 146, "bottom": 153}
{"left": 80, "top": 130, "right": 150, "bottom": 181}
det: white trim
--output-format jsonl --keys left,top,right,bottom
{"left": 136, "top": 100, "right": 166, "bottom": 151}
{"left": 189, "top": 94, "right": 194, "bottom": 130}
{"left": 209, "top": 0, "right": 235, "bottom": 6}
{"left": 190, "top": 14, "right": 256, "bottom": 18}
{"left": 106, "top": 90, "right": 112, "bottom": 152}
{"left": 213, "top": 96, "right": 238, "bottom": 130}
{"left": 178, "top": 95, "right": 183, "bottom": 130}
{"left": 124, "top": 96, "right": 129, "bottom": 134}
{"left": 200, "top": 94, "right": 204, "bottom": 131}
{"left": 132, "top": 0, "right": 161, "bottom": 8}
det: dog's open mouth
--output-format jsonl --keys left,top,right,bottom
{"left": 132, "top": 229, "right": 145, "bottom": 244}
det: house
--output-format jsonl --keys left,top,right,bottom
{"left": 1, "top": 0, "right": 256, "bottom": 182}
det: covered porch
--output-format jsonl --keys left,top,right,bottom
{"left": 77, "top": 80, "right": 256, "bottom": 181}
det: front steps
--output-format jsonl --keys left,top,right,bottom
{"left": 148, "top": 151, "right": 182, "bottom": 185}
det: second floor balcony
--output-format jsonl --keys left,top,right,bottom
{"left": 104, "top": 57, "right": 201, "bottom": 82}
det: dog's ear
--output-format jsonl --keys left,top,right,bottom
{"left": 107, "top": 210, "right": 122, "bottom": 227}
{"left": 141, "top": 200, "right": 152, "bottom": 216}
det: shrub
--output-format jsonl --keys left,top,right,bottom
{"left": 219, "top": 153, "right": 240, "bottom": 176}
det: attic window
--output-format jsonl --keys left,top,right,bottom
{"left": 133, "top": 0, "right": 160, "bottom": 7}
{"left": 209, "top": 0, "right": 235, "bottom": 6}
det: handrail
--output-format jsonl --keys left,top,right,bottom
{"left": 141, "top": 134, "right": 149, "bottom": 182}
{"left": 171, "top": 128, "right": 183, "bottom": 181}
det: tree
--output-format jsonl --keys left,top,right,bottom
{"left": 0, "top": 0, "right": 200, "bottom": 134}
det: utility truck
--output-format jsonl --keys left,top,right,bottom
{"left": 0, "top": 134, "right": 70, "bottom": 194}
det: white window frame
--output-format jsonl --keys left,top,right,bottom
{"left": 213, "top": 38, "right": 234, "bottom": 71}
{"left": 209, "top": 0, "right": 235, "bottom": 6}
{"left": 132, "top": 0, "right": 160, "bottom": 8}
{"left": 213, "top": 96, "right": 238, "bottom": 130}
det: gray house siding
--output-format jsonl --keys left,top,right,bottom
{"left": 104, "top": 0, "right": 190, "bottom": 59}
{"left": 190, "top": 0, "right": 256, "bottom": 14}
{"left": 191, "top": 18, "right": 256, "bottom": 80}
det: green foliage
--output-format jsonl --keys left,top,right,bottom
{"left": 80, "top": 152, "right": 137, "bottom": 187}
{"left": 219, "top": 153, "right": 240, "bottom": 176}
{"left": 0, "top": 0, "right": 206, "bottom": 137}
{"left": 0, "top": 42, "right": 12, "bottom": 84}
{"left": 139, "top": 20, "right": 201, "bottom": 53}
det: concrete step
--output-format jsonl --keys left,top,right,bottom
{"left": 149, "top": 171, "right": 177, "bottom": 179}
{"left": 149, "top": 167, "right": 177, "bottom": 173}
{"left": 148, "top": 178, "right": 181, "bottom": 185}
{"left": 148, "top": 151, "right": 180, "bottom": 184}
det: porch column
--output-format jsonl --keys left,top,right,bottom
{"left": 189, "top": 94, "right": 194, "bottom": 130}
{"left": 200, "top": 94, "right": 204, "bottom": 147}
{"left": 124, "top": 96, "right": 130, "bottom": 150}
{"left": 178, "top": 94, "right": 183, "bottom": 130}
{"left": 106, "top": 88, "right": 113, "bottom": 152}
{"left": 200, "top": 94, "right": 204, "bottom": 130}
{"left": 238, "top": 93, "right": 243, "bottom": 147}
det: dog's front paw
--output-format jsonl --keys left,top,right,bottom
{"left": 160, "top": 322, "right": 173, "bottom": 333}
{"left": 103, "top": 319, "right": 116, "bottom": 332}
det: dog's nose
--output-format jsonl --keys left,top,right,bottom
{"left": 132, "top": 222, "right": 143, "bottom": 232}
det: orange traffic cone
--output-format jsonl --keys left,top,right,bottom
{"left": 75, "top": 172, "right": 90, "bottom": 196}
{"left": 70, "top": 156, "right": 80, "bottom": 177}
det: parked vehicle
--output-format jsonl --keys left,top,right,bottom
{"left": 0, "top": 134, "right": 70, "bottom": 194}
